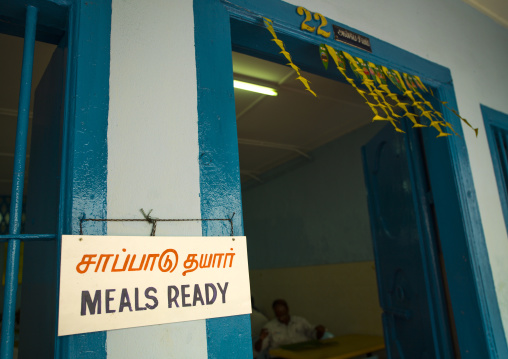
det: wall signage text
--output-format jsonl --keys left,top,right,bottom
{"left": 58, "top": 235, "right": 251, "bottom": 336}
{"left": 333, "top": 25, "right": 372, "bottom": 52}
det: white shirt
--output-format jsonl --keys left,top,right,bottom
{"left": 260, "top": 315, "right": 317, "bottom": 352}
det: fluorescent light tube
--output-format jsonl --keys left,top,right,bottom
{"left": 233, "top": 80, "right": 278, "bottom": 96}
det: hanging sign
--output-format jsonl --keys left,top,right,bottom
{"left": 333, "top": 25, "right": 372, "bottom": 52}
{"left": 58, "top": 235, "right": 251, "bottom": 336}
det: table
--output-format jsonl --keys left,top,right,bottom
{"left": 269, "top": 334, "right": 385, "bottom": 359}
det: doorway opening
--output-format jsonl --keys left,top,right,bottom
{"left": 232, "top": 47, "right": 457, "bottom": 358}
{"left": 233, "top": 49, "right": 384, "bottom": 331}
{"left": 234, "top": 49, "right": 387, "bottom": 356}
{"left": 0, "top": 30, "right": 64, "bottom": 358}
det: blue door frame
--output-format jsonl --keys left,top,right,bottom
{"left": 56, "top": 1, "right": 110, "bottom": 358}
{"left": 193, "top": 0, "right": 507, "bottom": 358}
{"left": 482, "top": 106, "right": 508, "bottom": 235}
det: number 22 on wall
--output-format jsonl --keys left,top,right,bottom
{"left": 297, "top": 6, "right": 331, "bottom": 38}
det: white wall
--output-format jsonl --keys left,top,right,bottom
{"left": 106, "top": 0, "right": 508, "bottom": 356}
{"left": 107, "top": 0, "right": 207, "bottom": 357}
{"left": 287, "top": 0, "right": 508, "bottom": 344}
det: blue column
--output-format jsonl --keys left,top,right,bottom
{"left": 0, "top": 6, "right": 38, "bottom": 359}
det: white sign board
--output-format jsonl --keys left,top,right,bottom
{"left": 58, "top": 235, "right": 251, "bottom": 336}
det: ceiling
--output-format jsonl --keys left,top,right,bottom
{"left": 462, "top": 0, "right": 508, "bottom": 29}
{"left": 232, "top": 52, "right": 372, "bottom": 184}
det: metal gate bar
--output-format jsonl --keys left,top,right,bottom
{"left": 0, "top": 234, "right": 56, "bottom": 242}
{"left": 0, "top": 6, "right": 38, "bottom": 359}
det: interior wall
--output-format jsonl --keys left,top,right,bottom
{"left": 250, "top": 261, "right": 383, "bottom": 337}
{"left": 244, "top": 123, "right": 385, "bottom": 337}
{"left": 286, "top": 0, "right": 508, "bottom": 341}
{"left": 107, "top": 0, "right": 206, "bottom": 358}
{"left": 244, "top": 122, "right": 384, "bottom": 269}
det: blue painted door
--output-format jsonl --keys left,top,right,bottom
{"left": 362, "top": 124, "right": 455, "bottom": 359}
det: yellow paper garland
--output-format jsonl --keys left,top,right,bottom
{"left": 263, "top": 18, "right": 317, "bottom": 97}
{"left": 262, "top": 18, "right": 476, "bottom": 138}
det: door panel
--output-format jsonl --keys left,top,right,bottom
{"left": 362, "top": 124, "right": 454, "bottom": 359}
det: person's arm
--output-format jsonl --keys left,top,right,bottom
{"left": 254, "top": 328, "right": 269, "bottom": 352}
{"left": 298, "top": 317, "right": 326, "bottom": 340}
{"left": 314, "top": 325, "right": 325, "bottom": 339}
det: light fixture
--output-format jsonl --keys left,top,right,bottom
{"left": 233, "top": 80, "right": 278, "bottom": 96}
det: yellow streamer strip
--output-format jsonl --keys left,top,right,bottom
{"left": 357, "top": 58, "right": 409, "bottom": 124}
{"left": 397, "top": 70, "right": 455, "bottom": 137}
{"left": 325, "top": 45, "right": 371, "bottom": 105}
{"left": 325, "top": 45, "right": 393, "bottom": 128}
{"left": 260, "top": 24, "right": 475, "bottom": 138}
{"left": 339, "top": 50, "right": 404, "bottom": 133}
{"left": 263, "top": 18, "right": 317, "bottom": 97}
{"left": 368, "top": 62, "right": 426, "bottom": 129}
{"left": 414, "top": 75, "right": 478, "bottom": 137}
{"left": 323, "top": 42, "right": 476, "bottom": 138}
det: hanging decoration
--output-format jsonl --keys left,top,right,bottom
{"left": 262, "top": 16, "right": 477, "bottom": 137}
{"left": 263, "top": 17, "right": 316, "bottom": 97}
{"left": 405, "top": 73, "right": 478, "bottom": 137}
{"left": 319, "top": 44, "right": 329, "bottom": 70}
{"left": 348, "top": 53, "right": 408, "bottom": 132}
{"left": 325, "top": 44, "right": 404, "bottom": 133}
{"left": 368, "top": 62, "right": 425, "bottom": 129}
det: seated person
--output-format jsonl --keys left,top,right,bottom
{"left": 251, "top": 298, "right": 269, "bottom": 338}
{"left": 251, "top": 298, "right": 269, "bottom": 359}
{"left": 254, "top": 299, "right": 325, "bottom": 356}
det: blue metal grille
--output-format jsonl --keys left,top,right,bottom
{"left": 0, "top": 6, "right": 41, "bottom": 359}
